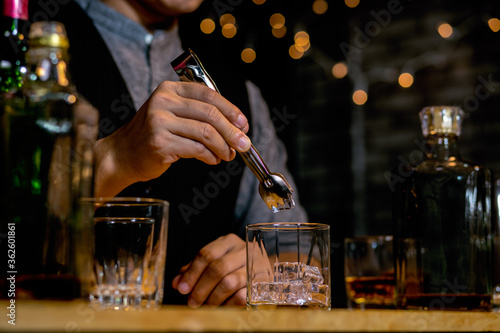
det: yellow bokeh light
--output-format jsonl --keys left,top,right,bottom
{"left": 437, "top": 22, "right": 453, "bottom": 38}
{"left": 222, "top": 23, "right": 237, "bottom": 38}
{"left": 312, "top": 0, "right": 328, "bottom": 15}
{"left": 488, "top": 18, "right": 500, "bottom": 32}
{"left": 294, "top": 31, "right": 310, "bottom": 47}
{"left": 200, "top": 18, "right": 215, "bottom": 34}
{"left": 241, "top": 48, "right": 256, "bottom": 63}
{"left": 353, "top": 90, "right": 368, "bottom": 105}
{"left": 270, "top": 13, "right": 285, "bottom": 29}
{"left": 67, "top": 93, "right": 77, "bottom": 104}
{"left": 345, "top": 0, "right": 360, "bottom": 8}
{"left": 289, "top": 45, "right": 304, "bottom": 60}
{"left": 332, "top": 62, "right": 348, "bottom": 79}
{"left": 253, "top": 0, "right": 266, "bottom": 4}
{"left": 272, "top": 26, "right": 287, "bottom": 38}
{"left": 294, "top": 41, "right": 310, "bottom": 53}
{"left": 220, "top": 13, "right": 235, "bottom": 27}
{"left": 398, "top": 73, "right": 414, "bottom": 88}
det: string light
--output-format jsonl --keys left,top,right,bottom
{"left": 398, "top": 73, "right": 414, "bottom": 88}
{"left": 289, "top": 44, "right": 304, "bottom": 59}
{"left": 312, "top": 0, "right": 328, "bottom": 15}
{"left": 488, "top": 18, "right": 500, "bottom": 32}
{"left": 289, "top": 31, "right": 310, "bottom": 56}
{"left": 200, "top": 18, "right": 215, "bottom": 34}
{"left": 332, "top": 62, "right": 348, "bottom": 79}
{"left": 241, "top": 48, "right": 256, "bottom": 63}
{"left": 222, "top": 24, "right": 237, "bottom": 38}
{"left": 270, "top": 13, "right": 285, "bottom": 29}
{"left": 345, "top": 0, "right": 360, "bottom": 8}
{"left": 272, "top": 26, "right": 287, "bottom": 38}
{"left": 220, "top": 13, "right": 235, "bottom": 27}
{"left": 353, "top": 90, "right": 368, "bottom": 105}
{"left": 437, "top": 22, "right": 453, "bottom": 38}
{"left": 294, "top": 31, "right": 309, "bottom": 46}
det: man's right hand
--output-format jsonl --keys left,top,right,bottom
{"left": 94, "top": 81, "right": 251, "bottom": 197}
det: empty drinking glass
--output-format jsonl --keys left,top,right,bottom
{"left": 81, "top": 197, "right": 169, "bottom": 310}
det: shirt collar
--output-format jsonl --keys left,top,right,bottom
{"left": 74, "top": 0, "right": 177, "bottom": 48}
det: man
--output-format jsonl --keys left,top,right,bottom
{"left": 32, "top": 0, "right": 307, "bottom": 307}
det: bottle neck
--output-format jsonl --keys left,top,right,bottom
{"left": 2, "top": 0, "right": 29, "bottom": 36}
{"left": 426, "top": 134, "right": 461, "bottom": 161}
{"left": 1, "top": 1, "right": 30, "bottom": 93}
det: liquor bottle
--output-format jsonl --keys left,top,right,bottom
{"left": 0, "top": 0, "right": 29, "bottom": 93}
{"left": 0, "top": 21, "right": 97, "bottom": 299}
{"left": 392, "top": 106, "right": 492, "bottom": 311}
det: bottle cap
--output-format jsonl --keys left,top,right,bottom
{"left": 3, "top": 0, "right": 28, "bottom": 20}
{"left": 419, "top": 106, "right": 464, "bottom": 137}
{"left": 28, "top": 21, "right": 69, "bottom": 48}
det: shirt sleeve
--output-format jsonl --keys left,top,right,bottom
{"left": 233, "top": 81, "right": 309, "bottom": 235}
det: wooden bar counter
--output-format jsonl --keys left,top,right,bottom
{"left": 1, "top": 300, "right": 499, "bottom": 332}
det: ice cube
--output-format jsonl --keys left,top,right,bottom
{"left": 251, "top": 262, "right": 328, "bottom": 307}
{"left": 302, "top": 265, "right": 324, "bottom": 284}
{"left": 274, "top": 262, "right": 301, "bottom": 282}
{"left": 273, "top": 262, "right": 324, "bottom": 284}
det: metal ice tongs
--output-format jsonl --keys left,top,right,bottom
{"left": 171, "top": 49, "right": 295, "bottom": 212}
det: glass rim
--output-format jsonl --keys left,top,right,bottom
{"left": 93, "top": 217, "right": 156, "bottom": 223}
{"left": 246, "top": 222, "right": 329, "bottom": 231}
{"left": 344, "top": 235, "right": 393, "bottom": 243}
{"left": 80, "top": 196, "right": 169, "bottom": 207}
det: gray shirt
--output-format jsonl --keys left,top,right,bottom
{"left": 74, "top": 0, "right": 308, "bottom": 231}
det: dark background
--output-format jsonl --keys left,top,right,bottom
{"left": 178, "top": 0, "right": 500, "bottom": 308}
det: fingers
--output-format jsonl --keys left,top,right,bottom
{"left": 165, "top": 115, "right": 239, "bottom": 162}
{"left": 171, "top": 263, "right": 190, "bottom": 291}
{"left": 156, "top": 81, "right": 252, "bottom": 153}
{"left": 172, "top": 234, "right": 246, "bottom": 308}
{"left": 187, "top": 250, "right": 246, "bottom": 307}
{"left": 222, "top": 288, "right": 247, "bottom": 308}
{"left": 170, "top": 81, "right": 249, "bottom": 133}
{"left": 203, "top": 266, "right": 246, "bottom": 306}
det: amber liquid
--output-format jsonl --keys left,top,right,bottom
{"left": 400, "top": 294, "right": 492, "bottom": 311}
{"left": 345, "top": 275, "right": 395, "bottom": 308}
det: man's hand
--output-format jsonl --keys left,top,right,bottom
{"left": 94, "top": 81, "right": 251, "bottom": 197}
{"left": 171, "top": 233, "right": 247, "bottom": 308}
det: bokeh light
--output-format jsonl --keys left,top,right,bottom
{"left": 398, "top": 73, "right": 414, "bottom": 88}
{"left": 252, "top": 0, "right": 266, "bottom": 4}
{"left": 200, "top": 18, "right": 215, "bottom": 34}
{"left": 241, "top": 48, "right": 257, "bottom": 63}
{"left": 437, "top": 22, "right": 453, "bottom": 38}
{"left": 332, "top": 62, "right": 348, "bottom": 79}
{"left": 345, "top": 0, "right": 360, "bottom": 8}
{"left": 289, "top": 44, "right": 304, "bottom": 59}
{"left": 220, "top": 13, "right": 236, "bottom": 27}
{"left": 488, "top": 18, "right": 500, "bottom": 32}
{"left": 270, "top": 13, "right": 285, "bottom": 29}
{"left": 294, "top": 31, "right": 310, "bottom": 47}
{"left": 353, "top": 90, "right": 368, "bottom": 105}
{"left": 312, "top": 0, "right": 328, "bottom": 15}
{"left": 222, "top": 24, "right": 237, "bottom": 38}
{"left": 272, "top": 26, "right": 287, "bottom": 38}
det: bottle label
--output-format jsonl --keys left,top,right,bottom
{"left": 3, "top": 0, "right": 28, "bottom": 20}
